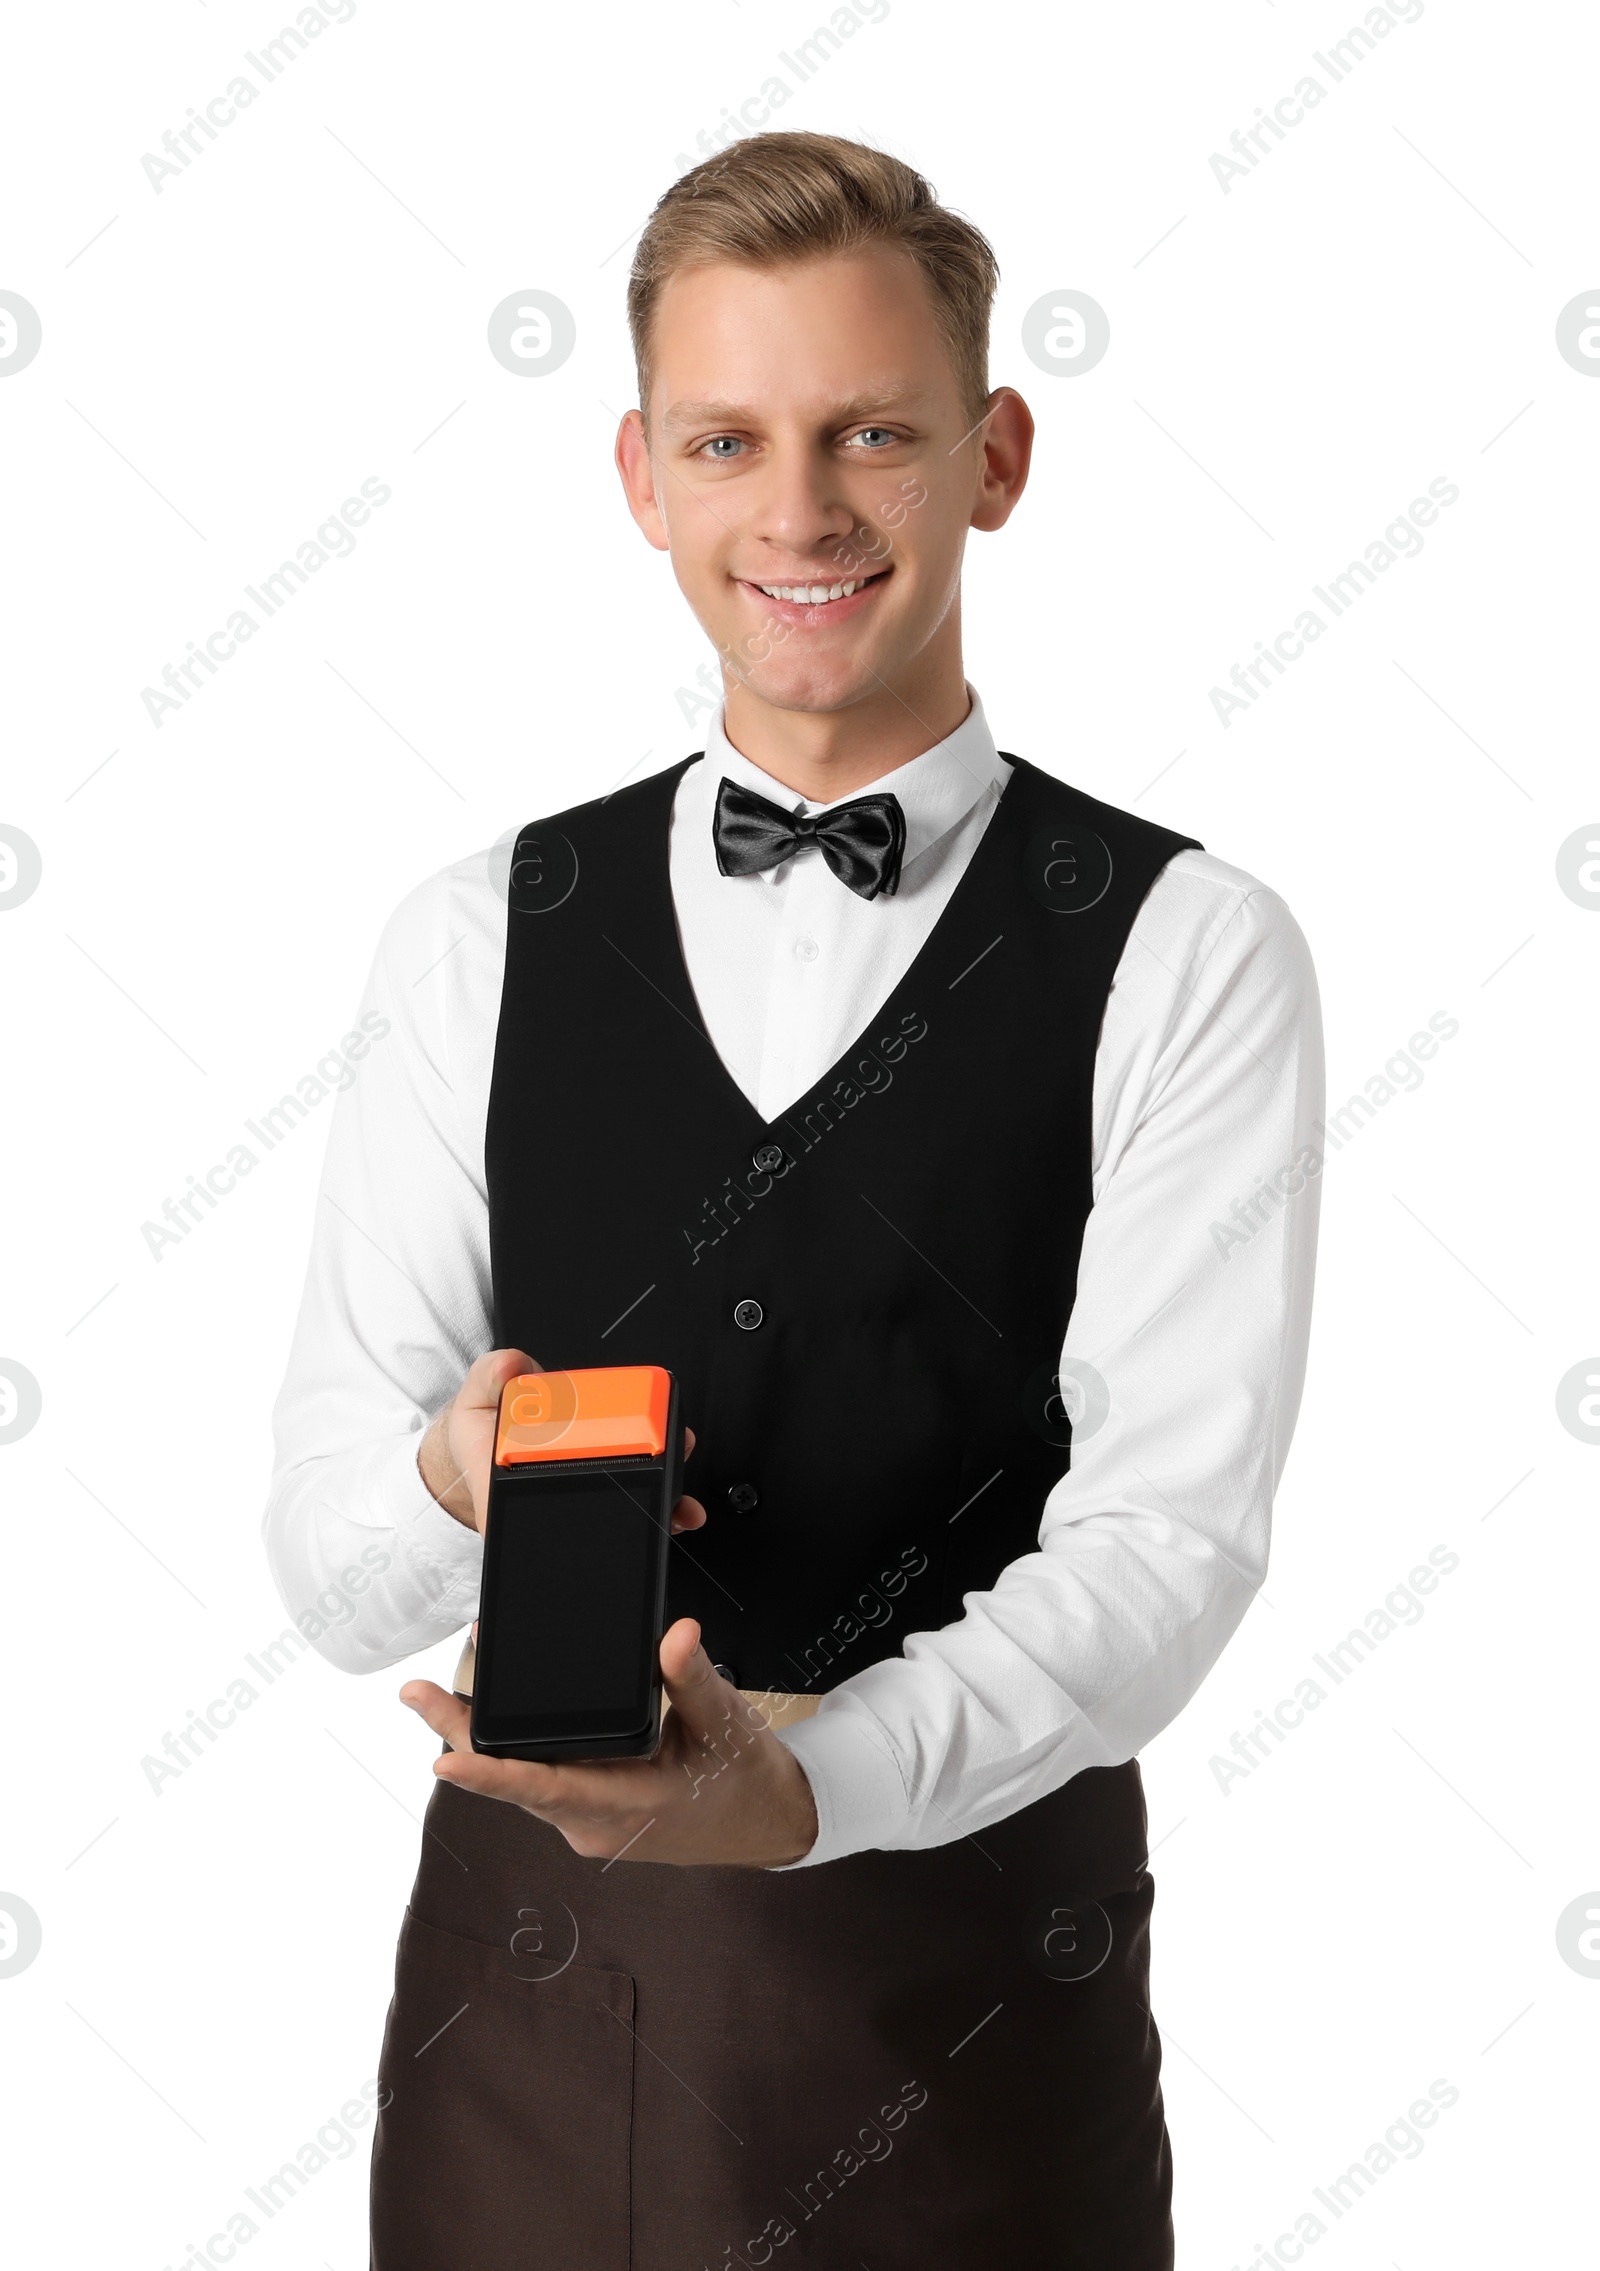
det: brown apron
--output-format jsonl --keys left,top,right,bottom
{"left": 369, "top": 1710, "right": 1170, "bottom": 2270}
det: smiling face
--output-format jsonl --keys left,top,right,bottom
{"left": 616, "top": 243, "right": 1032, "bottom": 772}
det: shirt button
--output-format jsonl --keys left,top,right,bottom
{"left": 733, "top": 1299, "right": 764, "bottom": 1331}
{"left": 728, "top": 1482, "right": 760, "bottom": 1513}
{"left": 753, "top": 1143, "right": 784, "bottom": 1173}
{"left": 793, "top": 934, "right": 819, "bottom": 962}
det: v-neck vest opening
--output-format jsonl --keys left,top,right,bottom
{"left": 485, "top": 754, "right": 1200, "bottom": 1691}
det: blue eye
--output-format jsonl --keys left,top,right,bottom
{"left": 702, "top": 436, "right": 744, "bottom": 459}
{"left": 851, "top": 428, "right": 897, "bottom": 449}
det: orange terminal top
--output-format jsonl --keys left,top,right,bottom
{"left": 494, "top": 1366, "right": 672, "bottom": 1466}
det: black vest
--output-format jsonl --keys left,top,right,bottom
{"left": 485, "top": 754, "right": 1200, "bottom": 1696}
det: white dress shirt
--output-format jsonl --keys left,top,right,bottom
{"left": 263, "top": 687, "right": 1323, "bottom": 1869}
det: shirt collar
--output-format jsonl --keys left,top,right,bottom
{"left": 695, "top": 684, "right": 1008, "bottom": 875}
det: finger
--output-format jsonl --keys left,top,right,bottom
{"left": 463, "top": 1347, "right": 538, "bottom": 1413}
{"left": 436, "top": 1746, "right": 570, "bottom": 1806}
{"left": 402, "top": 1680, "right": 569, "bottom": 1808}
{"left": 659, "top": 1616, "right": 704, "bottom": 1682}
{"left": 669, "top": 1492, "right": 707, "bottom": 1534}
{"left": 401, "top": 1678, "right": 648, "bottom": 1820}
{"left": 437, "top": 1746, "right": 573, "bottom": 1807}
{"left": 657, "top": 1617, "right": 742, "bottom": 1738}
{"left": 400, "top": 1679, "right": 473, "bottom": 1750}
{"left": 683, "top": 1423, "right": 696, "bottom": 1460}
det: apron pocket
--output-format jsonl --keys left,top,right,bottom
{"left": 371, "top": 1905, "right": 635, "bottom": 2271}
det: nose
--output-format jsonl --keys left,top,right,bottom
{"left": 747, "top": 432, "right": 858, "bottom": 566}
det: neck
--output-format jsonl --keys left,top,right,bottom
{"left": 719, "top": 647, "right": 971, "bottom": 803}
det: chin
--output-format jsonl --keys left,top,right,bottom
{"left": 733, "top": 653, "right": 884, "bottom": 716}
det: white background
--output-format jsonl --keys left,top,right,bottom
{"left": 2, "top": 2, "right": 1596, "bottom": 2264}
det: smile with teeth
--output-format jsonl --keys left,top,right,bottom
{"left": 751, "top": 568, "right": 888, "bottom": 605}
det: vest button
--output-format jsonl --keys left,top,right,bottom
{"left": 728, "top": 1481, "right": 760, "bottom": 1513}
{"left": 753, "top": 1142, "right": 784, "bottom": 1173}
{"left": 733, "top": 1299, "right": 764, "bottom": 1330}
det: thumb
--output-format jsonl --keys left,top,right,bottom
{"left": 658, "top": 1617, "right": 729, "bottom": 1733}
{"left": 465, "top": 1347, "right": 538, "bottom": 1412}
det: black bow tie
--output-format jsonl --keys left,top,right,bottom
{"left": 712, "top": 776, "right": 907, "bottom": 901}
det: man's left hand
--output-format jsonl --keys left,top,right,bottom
{"left": 399, "top": 1619, "right": 820, "bottom": 1868}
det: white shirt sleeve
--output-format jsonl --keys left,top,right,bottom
{"left": 773, "top": 856, "right": 1324, "bottom": 1866}
{"left": 260, "top": 852, "right": 503, "bottom": 1673}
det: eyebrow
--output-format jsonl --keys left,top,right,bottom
{"left": 659, "top": 382, "right": 930, "bottom": 435}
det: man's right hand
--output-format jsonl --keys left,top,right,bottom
{"left": 416, "top": 1350, "right": 705, "bottom": 1538}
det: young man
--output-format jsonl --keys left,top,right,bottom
{"left": 265, "top": 131, "right": 1321, "bottom": 2268}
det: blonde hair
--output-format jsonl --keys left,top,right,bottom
{"left": 627, "top": 130, "right": 999, "bottom": 427}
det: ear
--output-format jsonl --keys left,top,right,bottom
{"left": 615, "top": 409, "right": 672, "bottom": 553}
{"left": 968, "top": 387, "right": 1035, "bottom": 535}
